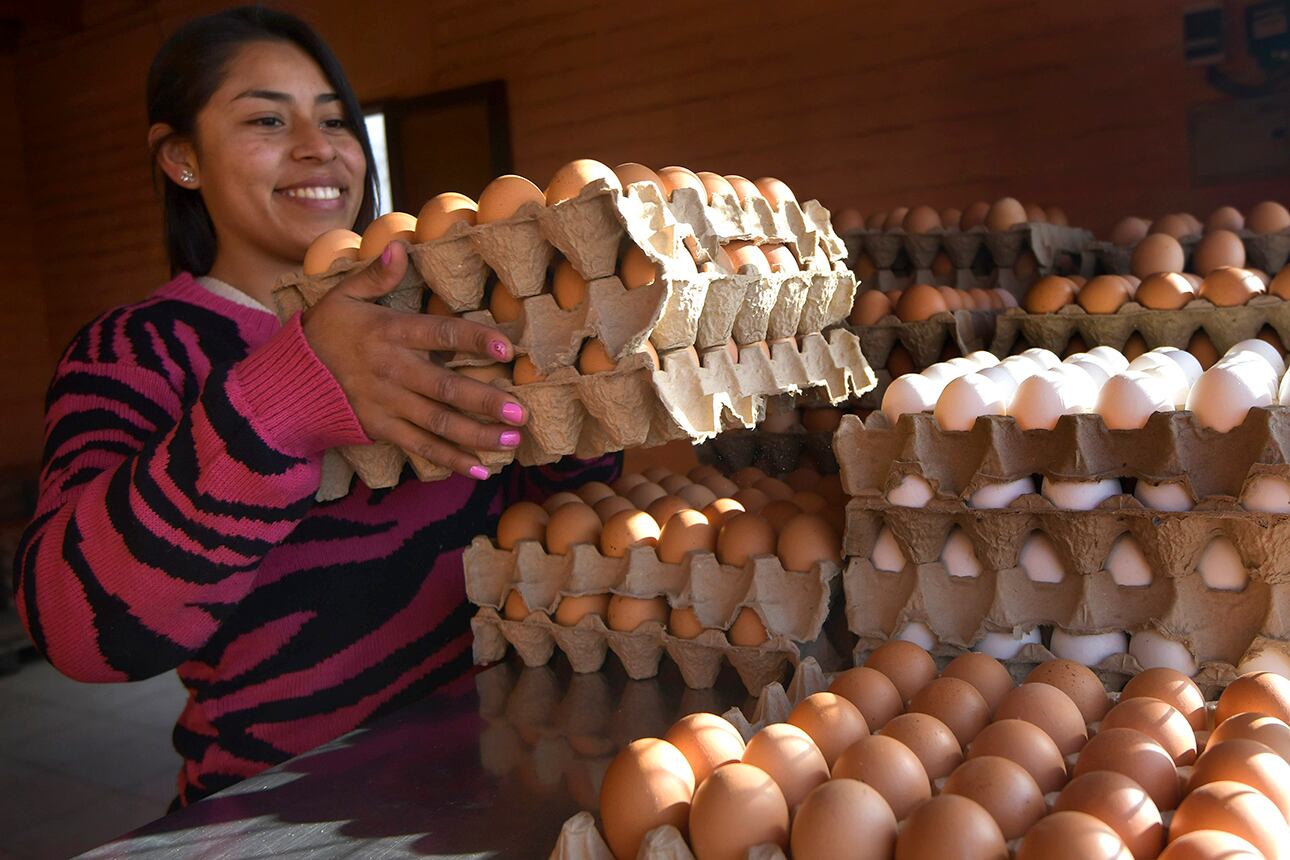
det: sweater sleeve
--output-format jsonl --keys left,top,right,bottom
{"left": 13, "top": 313, "right": 369, "bottom": 683}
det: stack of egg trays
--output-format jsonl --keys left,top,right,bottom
{"left": 831, "top": 409, "right": 1290, "bottom": 691}
{"left": 1090, "top": 230, "right": 1289, "bottom": 278}
{"left": 839, "top": 221, "right": 1095, "bottom": 295}
{"left": 463, "top": 532, "right": 841, "bottom": 697}
{"left": 273, "top": 179, "right": 873, "bottom": 488}
{"left": 990, "top": 294, "right": 1290, "bottom": 357}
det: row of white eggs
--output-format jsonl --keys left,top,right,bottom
{"left": 883, "top": 339, "right": 1289, "bottom": 437}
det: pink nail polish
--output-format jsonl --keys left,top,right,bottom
{"left": 501, "top": 402, "right": 525, "bottom": 424}
{"left": 381, "top": 243, "right": 394, "bottom": 265}
{"left": 500, "top": 430, "right": 521, "bottom": 448}
{"left": 489, "top": 340, "right": 509, "bottom": 361}
{"left": 469, "top": 465, "right": 489, "bottom": 481}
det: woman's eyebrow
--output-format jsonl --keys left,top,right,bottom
{"left": 232, "top": 89, "right": 341, "bottom": 104}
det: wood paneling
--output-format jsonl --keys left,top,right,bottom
{"left": 4, "top": 0, "right": 1287, "bottom": 471}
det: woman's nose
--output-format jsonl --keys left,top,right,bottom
{"left": 292, "top": 123, "right": 337, "bottom": 162}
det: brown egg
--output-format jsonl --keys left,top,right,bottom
{"left": 607, "top": 595, "right": 668, "bottom": 631}
{"left": 825, "top": 668, "right": 902, "bottom": 732}
{"left": 895, "top": 794, "right": 1008, "bottom": 860}
{"left": 502, "top": 588, "right": 532, "bottom": 621}
{"left": 545, "top": 159, "right": 621, "bottom": 205}
{"left": 485, "top": 282, "right": 523, "bottom": 324}
{"left": 1247, "top": 201, "right": 1290, "bottom": 234}
{"left": 753, "top": 176, "right": 796, "bottom": 207}
{"left": 1193, "top": 229, "right": 1246, "bottom": 274}
{"left": 657, "top": 166, "right": 705, "bottom": 200}
{"left": 1025, "top": 659, "right": 1111, "bottom": 723}
{"left": 731, "top": 487, "right": 770, "bottom": 514}
{"left": 545, "top": 502, "right": 601, "bottom": 554}
{"left": 1073, "top": 727, "right": 1179, "bottom": 810}
{"left": 656, "top": 509, "right": 716, "bottom": 563}
{"left": 865, "top": 211, "right": 888, "bottom": 230}
{"left": 1078, "top": 275, "right": 1132, "bottom": 314}
{"left": 414, "top": 192, "right": 477, "bottom": 242}
{"left": 1136, "top": 272, "right": 1196, "bottom": 310}
{"left": 730, "top": 466, "right": 765, "bottom": 488}
{"left": 787, "top": 692, "right": 871, "bottom": 768}
{"left": 903, "top": 205, "right": 943, "bottom": 233}
{"left": 626, "top": 481, "right": 667, "bottom": 511}
{"left": 554, "top": 592, "right": 610, "bottom": 626}
{"left": 645, "top": 495, "right": 694, "bottom": 530}
{"left": 701, "top": 497, "right": 745, "bottom": 526}
{"left": 496, "top": 501, "right": 549, "bottom": 549}
{"left": 1017, "top": 811, "right": 1132, "bottom": 860}
{"left": 1187, "top": 329, "right": 1220, "bottom": 369}
{"left": 1025, "top": 202, "right": 1049, "bottom": 223}
{"left": 791, "top": 778, "right": 897, "bottom": 860}
{"left": 1206, "top": 205, "right": 1245, "bottom": 233}
{"left": 995, "top": 683, "right": 1088, "bottom": 756}
{"left": 959, "top": 201, "right": 989, "bottom": 230}
{"left": 935, "top": 285, "right": 965, "bottom": 310}
{"left": 659, "top": 475, "right": 695, "bottom": 495}
{"left": 723, "top": 174, "right": 765, "bottom": 205}
{"left": 1207, "top": 712, "right": 1290, "bottom": 760}
{"left": 850, "top": 290, "right": 893, "bottom": 326}
{"left": 1159, "top": 830, "right": 1265, "bottom": 859}
{"left": 716, "top": 512, "right": 776, "bottom": 567}
{"left": 551, "top": 259, "right": 588, "bottom": 310}
{"left": 1150, "top": 213, "right": 1195, "bottom": 239}
{"left": 668, "top": 605, "right": 703, "bottom": 639}
{"left": 776, "top": 513, "right": 841, "bottom": 573}
{"left": 791, "top": 492, "right": 827, "bottom": 515}
{"left": 1048, "top": 206, "right": 1070, "bottom": 226}
{"left": 612, "top": 162, "right": 663, "bottom": 195}
{"left": 577, "top": 338, "right": 622, "bottom": 374}
{"left": 599, "top": 510, "right": 661, "bottom": 558}
{"left": 1131, "top": 234, "right": 1187, "bottom": 278}
{"left": 887, "top": 343, "right": 916, "bottom": 377}
{"left": 943, "top": 755, "right": 1046, "bottom": 840}
{"left": 509, "top": 354, "right": 547, "bottom": 385}
{"left": 884, "top": 207, "right": 911, "bottom": 231}
{"left": 724, "top": 240, "right": 772, "bottom": 275}
{"left": 895, "top": 283, "right": 951, "bottom": 322}
{"left": 425, "top": 292, "right": 455, "bottom": 316}
{"left": 543, "top": 491, "right": 583, "bottom": 513}
{"left": 986, "top": 197, "right": 1028, "bottom": 232}
{"left": 303, "top": 228, "right": 361, "bottom": 275}
{"left": 599, "top": 738, "right": 695, "bottom": 860}
{"left": 865, "top": 640, "right": 938, "bottom": 703}
{"left": 677, "top": 483, "right": 718, "bottom": 510}
{"left": 1102, "top": 697, "right": 1197, "bottom": 765}
{"left": 593, "top": 495, "right": 636, "bottom": 523}
{"left": 800, "top": 408, "right": 844, "bottom": 433}
{"left": 574, "top": 481, "right": 615, "bottom": 506}
{"left": 358, "top": 212, "right": 417, "bottom": 260}
{"left": 831, "top": 734, "right": 929, "bottom": 820}
{"left": 1054, "top": 770, "right": 1163, "bottom": 860}
{"left": 1170, "top": 780, "right": 1290, "bottom": 860}
{"left": 910, "top": 677, "right": 991, "bottom": 747}
{"left": 933, "top": 254, "right": 956, "bottom": 281}
{"left": 761, "top": 243, "right": 801, "bottom": 274}
{"left": 727, "top": 606, "right": 768, "bottom": 646}
{"left": 880, "top": 712, "right": 962, "bottom": 779}
{"left": 1025, "top": 275, "right": 1078, "bottom": 313}
{"left": 696, "top": 171, "right": 737, "bottom": 203}
{"left": 476, "top": 174, "right": 545, "bottom": 223}
{"left": 942, "top": 653, "right": 1014, "bottom": 716}
{"left": 1123, "top": 667, "right": 1207, "bottom": 731}
{"left": 690, "top": 762, "right": 789, "bottom": 860}
{"left": 663, "top": 712, "right": 745, "bottom": 786}
{"left": 968, "top": 718, "right": 1067, "bottom": 793}
{"left": 1189, "top": 737, "right": 1290, "bottom": 821}
{"left": 620, "top": 245, "right": 661, "bottom": 290}
{"left": 1111, "top": 217, "right": 1151, "bottom": 247}
{"left": 612, "top": 472, "right": 647, "bottom": 493}
{"left": 1064, "top": 333, "right": 1090, "bottom": 356}
{"left": 1198, "top": 267, "right": 1265, "bottom": 306}
{"left": 742, "top": 722, "right": 830, "bottom": 810}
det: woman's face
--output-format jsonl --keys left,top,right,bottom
{"left": 191, "top": 40, "right": 366, "bottom": 266}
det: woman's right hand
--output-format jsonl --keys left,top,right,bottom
{"left": 301, "top": 241, "right": 526, "bottom": 479}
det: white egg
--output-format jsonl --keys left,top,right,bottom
{"left": 1134, "top": 480, "right": 1194, "bottom": 511}
{"left": 974, "top": 627, "right": 1043, "bottom": 660}
{"left": 1226, "top": 338, "right": 1286, "bottom": 378}
{"left": 1087, "top": 345, "right": 1130, "bottom": 374}
{"left": 1237, "top": 645, "right": 1290, "bottom": 679}
{"left": 1012, "top": 369, "right": 1093, "bottom": 430}
{"left": 948, "top": 356, "right": 981, "bottom": 374}
{"left": 965, "top": 350, "right": 1001, "bottom": 368}
{"left": 872, "top": 526, "right": 907, "bottom": 572}
{"left": 1019, "top": 532, "right": 1065, "bottom": 583}
{"left": 969, "top": 477, "right": 1037, "bottom": 509}
{"left": 1216, "top": 352, "right": 1278, "bottom": 399}
{"left": 1197, "top": 536, "right": 1248, "bottom": 591}
{"left": 998, "top": 355, "right": 1043, "bottom": 384}
{"left": 934, "top": 373, "right": 1007, "bottom": 431}
{"left": 882, "top": 374, "right": 944, "bottom": 424}
{"left": 1129, "top": 352, "right": 1191, "bottom": 408}
{"left": 1021, "top": 348, "right": 1061, "bottom": 370}
{"left": 1105, "top": 534, "right": 1153, "bottom": 587}
{"left": 921, "top": 362, "right": 972, "bottom": 385}
{"left": 1097, "top": 371, "right": 1174, "bottom": 430}
{"left": 888, "top": 474, "right": 935, "bottom": 507}
{"left": 1129, "top": 630, "right": 1198, "bottom": 676}
{"left": 1186, "top": 362, "right": 1274, "bottom": 432}
{"left": 896, "top": 621, "right": 938, "bottom": 651}
{"left": 941, "top": 528, "right": 982, "bottom": 579}
{"left": 978, "top": 365, "right": 1021, "bottom": 409}
{"left": 1063, "top": 356, "right": 1112, "bottom": 388}
{"left": 1153, "top": 347, "right": 1203, "bottom": 387}
{"left": 1041, "top": 477, "right": 1123, "bottom": 510}
{"left": 1242, "top": 475, "right": 1290, "bottom": 513}
{"left": 1051, "top": 628, "right": 1129, "bottom": 666}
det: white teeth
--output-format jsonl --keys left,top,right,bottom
{"left": 281, "top": 186, "right": 342, "bottom": 200}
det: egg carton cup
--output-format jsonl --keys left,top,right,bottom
{"left": 1091, "top": 230, "right": 1289, "bottom": 278}
{"left": 840, "top": 494, "right": 1290, "bottom": 683}
{"left": 835, "top": 408, "right": 1290, "bottom": 504}
{"left": 990, "top": 294, "right": 1290, "bottom": 356}
{"left": 842, "top": 307, "right": 993, "bottom": 370}
{"left": 698, "top": 428, "right": 838, "bottom": 477}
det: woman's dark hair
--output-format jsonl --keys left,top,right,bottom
{"left": 147, "top": 6, "right": 378, "bottom": 276}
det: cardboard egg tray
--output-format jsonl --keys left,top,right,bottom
{"left": 1090, "top": 231, "right": 1290, "bottom": 278}
{"left": 990, "top": 294, "right": 1290, "bottom": 356}
{"left": 464, "top": 534, "right": 841, "bottom": 696}
{"left": 697, "top": 428, "right": 838, "bottom": 478}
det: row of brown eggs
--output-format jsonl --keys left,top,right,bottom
{"left": 598, "top": 639, "right": 1290, "bottom": 860}
{"left": 1109, "top": 203, "right": 1290, "bottom": 246}
{"left": 849, "top": 283, "right": 1020, "bottom": 327}
{"left": 833, "top": 198, "right": 1070, "bottom": 235}
{"left": 1126, "top": 230, "right": 1286, "bottom": 281}
{"left": 1023, "top": 266, "right": 1290, "bottom": 315}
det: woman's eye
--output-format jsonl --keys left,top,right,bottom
{"left": 321, "top": 119, "right": 348, "bottom": 130}
{"left": 251, "top": 116, "right": 284, "bottom": 128}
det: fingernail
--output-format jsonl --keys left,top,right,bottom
{"left": 381, "top": 243, "right": 394, "bottom": 265}
{"left": 500, "top": 430, "right": 521, "bottom": 448}
{"left": 501, "top": 402, "right": 525, "bottom": 424}
{"left": 489, "top": 340, "right": 509, "bottom": 361}
{"left": 469, "top": 465, "right": 490, "bottom": 481}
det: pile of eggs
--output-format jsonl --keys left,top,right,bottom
{"left": 1023, "top": 266, "right": 1288, "bottom": 317}
{"left": 881, "top": 339, "right": 1290, "bottom": 436}
{"left": 596, "top": 643, "right": 1290, "bottom": 860}
{"left": 849, "top": 282, "right": 1018, "bottom": 326}
{"left": 1107, "top": 202, "right": 1290, "bottom": 247}
{"left": 833, "top": 197, "right": 1070, "bottom": 235}
{"left": 495, "top": 465, "right": 844, "bottom": 645}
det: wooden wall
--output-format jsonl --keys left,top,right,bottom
{"left": 5, "top": 0, "right": 1288, "bottom": 472}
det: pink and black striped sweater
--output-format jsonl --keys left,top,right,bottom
{"left": 14, "top": 273, "right": 616, "bottom": 806}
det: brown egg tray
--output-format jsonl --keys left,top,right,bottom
{"left": 464, "top": 533, "right": 840, "bottom": 695}
{"left": 990, "top": 294, "right": 1290, "bottom": 356}
{"left": 697, "top": 428, "right": 838, "bottom": 478}
{"left": 1091, "top": 231, "right": 1290, "bottom": 278}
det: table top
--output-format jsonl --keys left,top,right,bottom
{"left": 81, "top": 657, "right": 759, "bottom": 859}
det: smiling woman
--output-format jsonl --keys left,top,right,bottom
{"left": 13, "top": 5, "right": 617, "bottom": 810}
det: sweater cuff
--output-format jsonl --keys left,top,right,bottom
{"left": 228, "top": 313, "right": 370, "bottom": 457}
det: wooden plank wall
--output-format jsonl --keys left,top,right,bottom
{"left": 4, "top": 0, "right": 1287, "bottom": 473}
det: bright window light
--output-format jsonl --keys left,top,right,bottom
{"left": 364, "top": 111, "right": 394, "bottom": 216}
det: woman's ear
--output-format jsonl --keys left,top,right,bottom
{"left": 148, "top": 123, "right": 200, "bottom": 188}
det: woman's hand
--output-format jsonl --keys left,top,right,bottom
{"left": 302, "top": 241, "right": 526, "bottom": 479}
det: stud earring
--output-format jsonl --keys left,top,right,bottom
{"left": 179, "top": 168, "right": 195, "bottom": 185}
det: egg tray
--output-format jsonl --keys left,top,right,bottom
{"left": 697, "top": 428, "right": 838, "bottom": 478}
{"left": 841, "top": 308, "right": 994, "bottom": 371}
{"left": 840, "top": 494, "right": 1290, "bottom": 690}
{"left": 464, "top": 532, "right": 841, "bottom": 694}
{"left": 989, "top": 293, "right": 1290, "bottom": 357}
{"left": 834, "top": 409, "right": 1290, "bottom": 504}
{"left": 1090, "top": 231, "right": 1290, "bottom": 278}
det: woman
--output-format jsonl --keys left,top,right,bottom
{"left": 14, "top": 6, "right": 615, "bottom": 807}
